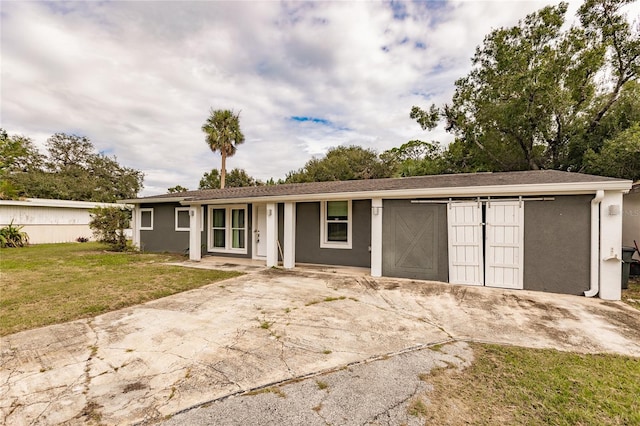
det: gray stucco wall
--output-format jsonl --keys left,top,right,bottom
{"left": 140, "top": 203, "right": 191, "bottom": 253}
{"left": 140, "top": 203, "right": 251, "bottom": 258}
{"left": 523, "top": 195, "right": 591, "bottom": 295}
{"left": 295, "top": 200, "right": 371, "bottom": 267}
{"left": 381, "top": 200, "right": 449, "bottom": 281}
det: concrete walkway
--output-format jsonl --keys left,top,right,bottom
{"left": 2, "top": 267, "right": 639, "bottom": 425}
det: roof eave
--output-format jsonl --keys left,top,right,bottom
{"left": 120, "top": 197, "right": 191, "bottom": 204}
{"left": 182, "top": 180, "right": 633, "bottom": 205}
{"left": 1, "top": 198, "right": 133, "bottom": 209}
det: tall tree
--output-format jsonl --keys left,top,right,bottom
{"left": 226, "top": 168, "right": 260, "bottom": 187}
{"left": 201, "top": 109, "right": 245, "bottom": 189}
{"left": 199, "top": 169, "right": 221, "bottom": 190}
{"left": 46, "top": 133, "right": 93, "bottom": 171}
{"left": 411, "top": 0, "right": 639, "bottom": 176}
{"left": 1, "top": 130, "right": 143, "bottom": 201}
{"left": 0, "top": 129, "right": 45, "bottom": 199}
{"left": 167, "top": 185, "right": 189, "bottom": 193}
{"left": 0, "top": 129, "right": 44, "bottom": 173}
{"left": 285, "top": 146, "right": 392, "bottom": 183}
{"left": 198, "top": 168, "right": 259, "bottom": 189}
{"left": 583, "top": 123, "right": 640, "bottom": 180}
{"left": 380, "top": 140, "right": 446, "bottom": 177}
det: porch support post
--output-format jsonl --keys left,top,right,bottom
{"left": 131, "top": 205, "right": 141, "bottom": 249}
{"left": 189, "top": 206, "right": 202, "bottom": 261}
{"left": 266, "top": 203, "right": 278, "bottom": 267}
{"left": 371, "top": 198, "right": 383, "bottom": 277}
{"left": 283, "top": 202, "right": 296, "bottom": 269}
{"left": 599, "top": 191, "right": 624, "bottom": 300}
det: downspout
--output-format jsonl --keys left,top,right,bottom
{"left": 585, "top": 190, "right": 604, "bottom": 297}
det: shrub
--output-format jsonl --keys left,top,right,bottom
{"left": 89, "top": 206, "right": 131, "bottom": 251}
{"left": 76, "top": 236, "right": 89, "bottom": 243}
{"left": 0, "top": 220, "right": 29, "bottom": 248}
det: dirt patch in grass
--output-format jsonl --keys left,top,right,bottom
{"left": 423, "top": 343, "right": 640, "bottom": 425}
{"left": 0, "top": 243, "right": 242, "bottom": 335}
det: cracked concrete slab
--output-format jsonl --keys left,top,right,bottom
{"left": 162, "top": 341, "right": 474, "bottom": 426}
{"left": 2, "top": 268, "right": 640, "bottom": 425}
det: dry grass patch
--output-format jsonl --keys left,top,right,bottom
{"left": 0, "top": 242, "right": 242, "bottom": 335}
{"left": 424, "top": 343, "right": 640, "bottom": 425}
{"left": 623, "top": 276, "right": 640, "bottom": 310}
{"left": 305, "top": 295, "right": 346, "bottom": 306}
{"left": 245, "top": 386, "right": 286, "bottom": 398}
{"left": 407, "top": 398, "right": 429, "bottom": 417}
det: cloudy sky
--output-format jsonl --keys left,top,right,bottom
{"left": 2, "top": 0, "right": 633, "bottom": 196}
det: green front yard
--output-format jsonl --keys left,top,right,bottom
{"left": 423, "top": 343, "right": 640, "bottom": 425}
{"left": 623, "top": 276, "right": 640, "bottom": 310}
{"left": 0, "top": 242, "right": 241, "bottom": 336}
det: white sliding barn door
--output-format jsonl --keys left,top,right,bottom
{"left": 485, "top": 201, "right": 524, "bottom": 289}
{"left": 447, "top": 202, "right": 484, "bottom": 286}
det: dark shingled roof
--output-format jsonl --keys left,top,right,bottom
{"left": 130, "top": 170, "right": 628, "bottom": 203}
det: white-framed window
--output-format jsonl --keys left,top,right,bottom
{"left": 208, "top": 205, "right": 247, "bottom": 253}
{"left": 175, "top": 207, "right": 190, "bottom": 231}
{"left": 139, "top": 208, "right": 154, "bottom": 230}
{"left": 175, "top": 207, "right": 205, "bottom": 232}
{"left": 320, "top": 200, "right": 352, "bottom": 249}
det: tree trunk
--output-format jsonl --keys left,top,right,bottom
{"left": 220, "top": 152, "right": 226, "bottom": 189}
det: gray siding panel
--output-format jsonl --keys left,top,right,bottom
{"left": 523, "top": 195, "right": 591, "bottom": 295}
{"left": 295, "top": 200, "right": 371, "bottom": 267}
{"left": 140, "top": 203, "right": 250, "bottom": 258}
{"left": 382, "top": 200, "right": 448, "bottom": 281}
{"left": 140, "top": 203, "right": 189, "bottom": 253}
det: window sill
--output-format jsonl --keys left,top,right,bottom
{"left": 320, "top": 242, "right": 352, "bottom": 250}
{"left": 208, "top": 248, "right": 248, "bottom": 255}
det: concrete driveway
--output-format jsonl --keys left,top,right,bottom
{"left": 2, "top": 266, "right": 640, "bottom": 425}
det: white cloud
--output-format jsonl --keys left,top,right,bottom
{"left": 1, "top": 0, "right": 623, "bottom": 196}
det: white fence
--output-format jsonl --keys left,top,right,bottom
{"left": 0, "top": 198, "right": 132, "bottom": 244}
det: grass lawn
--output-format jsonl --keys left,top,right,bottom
{"left": 423, "top": 343, "right": 640, "bottom": 425}
{"left": 0, "top": 242, "right": 242, "bottom": 336}
{"left": 623, "top": 276, "right": 640, "bottom": 310}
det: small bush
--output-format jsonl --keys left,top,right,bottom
{"left": 0, "top": 220, "right": 29, "bottom": 248}
{"left": 89, "top": 206, "right": 131, "bottom": 251}
{"left": 76, "top": 236, "right": 90, "bottom": 243}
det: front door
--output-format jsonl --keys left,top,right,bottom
{"left": 253, "top": 204, "right": 267, "bottom": 258}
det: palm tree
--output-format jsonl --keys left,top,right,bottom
{"left": 201, "top": 109, "right": 245, "bottom": 189}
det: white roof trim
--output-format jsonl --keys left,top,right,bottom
{"left": 0, "top": 198, "right": 132, "bottom": 209}
{"left": 182, "top": 180, "right": 632, "bottom": 206}
{"left": 120, "top": 197, "right": 187, "bottom": 204}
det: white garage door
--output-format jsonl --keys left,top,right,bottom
{"left": 485, "top": 201, "right": 524, "bottom": 289}
{"left": 448, "top": 201, "right": 524, "bottom": 289}
{"left": 447, "top": 202, "right": 484, "bottom": 286}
